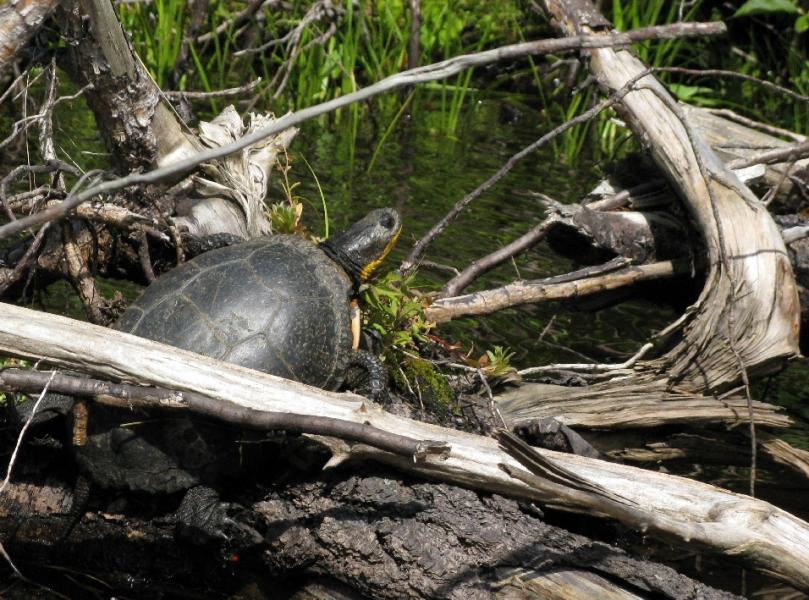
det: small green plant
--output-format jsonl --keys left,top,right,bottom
{"left": 482, "top": 345, "right": 517, "bottom": 379}
{"left": 361, "top": 271, "right": 434, "bottom": 355}
{"left": 266, "top": 151, "right": 306, "bottom": 235}
{"left": 462, "top": 344, "right": 519, "bottom": 384}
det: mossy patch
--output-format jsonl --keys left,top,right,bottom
{"left": 392, "top": 357, "right": 456, "bottom": 416}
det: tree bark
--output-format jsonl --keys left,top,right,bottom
{"left": 0, "top": 473, "right": 740, "bottom": 599}
{"left": 0, "top": 0, "right": 60, "bottom": 79}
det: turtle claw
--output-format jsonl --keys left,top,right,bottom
{"left": 174, "top": 486, "right": 263, "bottom": 547}
{"left": 344, "top": 350, "right": 389, "bottom": 403}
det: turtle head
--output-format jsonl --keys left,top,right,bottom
{"left": 320, "top": 208, "right": 401, "bottom": 286}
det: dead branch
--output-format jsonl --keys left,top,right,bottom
{"left": 0, "top": 224, "right": 49, "bottom": 294}
{"left": 1, "top": 303, "right": 809, "bottom": 588}
{"left": 0, "top": 368, "right": 449, "bottom": 461}
{"left": 194, "top": 0, "right": 270, "bottom": 45}
{"left": 655, "top": 66, "right": 809, "bottom": 103}
{"left": 425, "top": 259, "right": 689, "bottom": 323}
{"left": 441, "top": 217, "right": 554, "bottom": 297}
{"left": 728, "top": 140, "right": 809, "bottom": 170}
{"left": 162, "top": 78, "right": 262, "bottom": 100}
{"left": 0, "top": 20, "right": 727, "bottom": 241}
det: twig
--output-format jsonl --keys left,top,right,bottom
{"left": 0, "top": 224, "right": 50, "bottom": 295}
{"left": 407, "top": 0, "right": 421, "bottom": 71}
{"left": 518, "top": 342, "right": 654, "bottom": 376}
{"left": 195, "top": 0, "right": 273, "bottom": 45}
{"left": 727, "top": 140, "right": 809, "bottom": 170}
{"left": 0, "top": 83, "right": 93, "bottom": 151}
{"left": 0, "top": 21, "right": 727, "bottom": 241}
{"left": 1, "top": 369, "right": 57, "bottom": 494}
{"left": 441, "top": 216, "right": 556, "bottom": 296}
{"left": 655, "top": 66, "right": 809, "bottom": 103}
{"left": 478, "top": 369, "right": 507, "bottom": 428}
{"left": 704, "top": 108, "right": 806, "bottom": 143}
{"left": 0, "top": 368, "right": 452, "bottom": 463}
{"left": 0, "top": 161, "right": 82, "bottom": 221}
{"left": 400, "top": 69, "right": 655, "bottom": 276}
{"left": 163, "top": 78, "right": 263, "bottom": 100}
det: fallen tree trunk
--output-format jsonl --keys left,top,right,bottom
{"left": 1, "top": 302, "right": 808, "bottom": 589}
{"left": 496, "top": 383, "right": 791, "bottom": 430}
{"left": 0, "top": 474, "right": 739, "bottom": 599}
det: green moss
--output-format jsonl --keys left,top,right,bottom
{"left": 393, "top": 357, "right": 456, "bottom": 416}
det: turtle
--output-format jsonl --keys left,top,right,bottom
{"left": 66, "top": 208, "right": 401, "bottom": 539}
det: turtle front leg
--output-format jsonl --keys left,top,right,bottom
{"left": 174, "top": 485, "right": 263, "bottom": 549}
{"left": 344, "top": 350, "right": 389, "bottom": 403}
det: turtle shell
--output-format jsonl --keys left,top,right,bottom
{"left": 117, "top": 235, "right": 354, "bottom": 389}
{"left": 75, "top": 236, "right": 354, "bottom": 493}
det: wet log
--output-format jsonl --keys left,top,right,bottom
{"left": 1, "top": 302, "right": 809, "bottom": 589}
{"left": 0, "top": 475, "right": 739, "bottom": 599}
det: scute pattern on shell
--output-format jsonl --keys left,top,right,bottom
{"left": 76, "top": 235, "right": 354, "bottom": 493}
{"left": 116, "top": 235, "right": 354, "bottom": 389}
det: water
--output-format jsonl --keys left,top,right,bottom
{"left": 291, "top": 95, "right": 680, "bottom": 367}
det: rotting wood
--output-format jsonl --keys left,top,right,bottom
{"left": 0, "top": 302, "right": 808, "bottom": 589}
{"left": 0, "top": 475, "right": 740, "bottom": 600}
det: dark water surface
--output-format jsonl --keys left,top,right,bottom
{"left": 293, "top": 96, "right": 681, "bottom": 366}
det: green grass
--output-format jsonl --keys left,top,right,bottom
{"left": 107, "top": 0, "right": 809, "bottom": 168}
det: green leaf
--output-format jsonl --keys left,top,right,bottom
{"left": 796, "top": 14, "right": 809, "bottom": 32}
{"left": 667, "top": 83, "right": 716, "bottom": 103}
{"left": 733, "top": 0, "right": 799, "bottom": 17}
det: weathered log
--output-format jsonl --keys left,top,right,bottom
{"left": 1, "top": 302, "right": 809, "bottom": 589}
{"left": 496, "top": 383, "right": 809, "bottom": 481}
{"left": 58, "top": 0, "right": 195, "bottom": 172}
{"left": 0, "top": 0, "right": 60, "bottom": 79}
{"left": 0, "top": 474, "right": 739, "bottom": 599}
{"left": 496, "top": 382, "right": 791, "bottom": 430}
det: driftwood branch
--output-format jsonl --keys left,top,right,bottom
{"left": 426, "top": 259, "right": 688, "bottom": 323}
{"left": 0, "top": 303, "right": 808, "bottom": 589}
{"left": 1, "top": 368, "right": 449, "bottom": 461}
